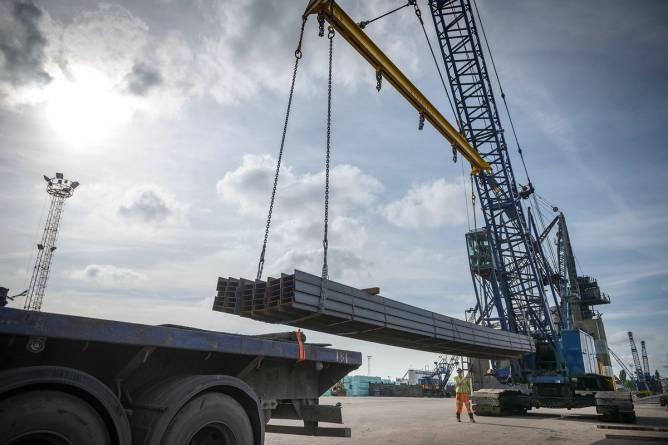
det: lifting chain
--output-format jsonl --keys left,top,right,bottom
{"left": 320, "top": 24, "right": 335, "bottom": 309}
{"left": 411, "top": 0, "right": 422, "bottom": 23}
{"left": 418, "top": 111, "right": 425, "bottom": 130}
{"left": 376, "top": 70, "right": 383, "bottom": 92}
{"left": 256, "top": 17, "right": 308, "bottom": 281}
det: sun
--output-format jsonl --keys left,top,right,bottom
{"left": 45, "top": 65, "right": 133, "bottom": 146}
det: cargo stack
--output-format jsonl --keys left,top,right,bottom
{"left": 342, "top": 376, "right": 383, "bottom": 396}
{"left": 213, "top": 270, "right": 534, "bottom": 359}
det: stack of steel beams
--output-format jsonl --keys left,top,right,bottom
{"left": 213, "top": 270, "right": 534, "bottom": 358}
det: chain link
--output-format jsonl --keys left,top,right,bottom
{"left": 376, "top": 70, "right": 383, "bottom": 92}
{"left": 320, "top": 25, "right": 335, "bottom": 309}
{"left": 256, "top": 17, "right": 307, "bottom": 281}
{"left": 418, "top": 111, "right": 425, "bottom": 130}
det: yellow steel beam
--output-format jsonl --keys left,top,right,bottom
{"left": 304, "top": 0, "right": 491, "bottom": 172}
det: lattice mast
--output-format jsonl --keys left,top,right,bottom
{"left": 640, "top": 340, "right": 651, "bottom": 382}
{"left": 24, "top": 173, "right": 79, "bottom": 311}
{"left": 428, "top": 0, "right": 558, "bottom": 346}
{"left": 555, "top": 213, "right": 580, "bottom": 329}
{"left": 627, "top": 332, "right": 647, "bottom": 390}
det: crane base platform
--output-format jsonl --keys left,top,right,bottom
{"left": 472, "top": 388, "right": 636, "bottom": 423}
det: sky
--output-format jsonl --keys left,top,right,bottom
{"left": 0, "top": 0, "right": 667, "bottom": 381}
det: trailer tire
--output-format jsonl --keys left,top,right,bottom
{"left": 0, "top": 390, "right": 111, "bottom": 445}
{"left": 161, "top": 393, "right": 253, "bottom": 445}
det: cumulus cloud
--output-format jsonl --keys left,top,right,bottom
{"left": 271, "top": 215, "right": 368, "bottom": 253}
{"left": 59, "top": 4, "right": 148, "bottom": 74}
{"left": 193, "top": 0, "right": 421, "bottom": 104}
{"left": 1, "top": 2, "right": 193, "bottom": 118}
{"left": 266, "top": 216, "right": 371, "bottom": 282}
{"left": 383, "top": 178, "right": 467, "bottom": 229}
{"left": 53, "top": 4, "right": 190, "bottom": 116}
{"left": 216, "top": 154, "right": 276, "bottom": 215}
{"left": 273, "top": 246, "right": 370, "bottom": 283}
{"left": 126, "top": 62, "right": 163, "bottom": 95}
{"left": 215, "top": 154, "right": 381, "bottom": 280}
{"left": 117, "top": 185, "right": 185, "bottom": 224}
{"left": 2, "top": 0, "right": 422, "bottom": 112}
{"left": 71, "top": 264, "right": 146, "bottom": 284}
{"left": 216, "top": 154, "right": 383, "bottom": 217}
{"left": 0, "top": 0, "right": 51, "bottom": 85}
{"left": 0, "top": 0, "right": 51, "bottom": 86}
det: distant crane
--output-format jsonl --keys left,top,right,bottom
{"left": 640, "top": 340, "right": 652, "bottom": 383}
{"left": 431, "top": 355, "right": 458, "bottom": 394}
{"left": 627, "top": 332, "right": 648, "bottom": 391}
{"left": 640, "top": 340, "right": 662, "bottom": 394}
{"left": 23, "top": 173, "right": 79, "bottom": 311}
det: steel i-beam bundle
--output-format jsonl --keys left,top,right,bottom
{"left": 212, "top": 270, "right": 534, "bottom": 359}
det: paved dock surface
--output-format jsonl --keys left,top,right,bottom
{"left": 265, "top": 397, "right": 668, "bottom": 445}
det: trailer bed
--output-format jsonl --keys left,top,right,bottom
{"left": 0, "top": 307, "right": 360, "bottom": 367}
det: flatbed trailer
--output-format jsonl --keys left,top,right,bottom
{"left": 0, "top": 307, "right": 361, "bottom": 444}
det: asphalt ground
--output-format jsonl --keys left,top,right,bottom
{"left": 265, "top": 396, "right": 668, "bottom": 445}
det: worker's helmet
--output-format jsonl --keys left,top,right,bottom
{"left": 456, "top": 368, "right": 463, "bottom": 374}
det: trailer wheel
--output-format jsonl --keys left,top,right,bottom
{"left": 161, "top": 393, "right": 253, "bottom": 445}
{"left": 0, "top": 390, "right": 111, "bottom": 445}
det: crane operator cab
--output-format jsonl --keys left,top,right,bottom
{"left": 466, "top": 229, "right": 493, "bottom": 279}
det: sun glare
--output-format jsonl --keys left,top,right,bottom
{"left": 45, "top": 66, "right": 133, "bottom": 146}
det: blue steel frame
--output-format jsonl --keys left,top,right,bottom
{"left": 428, "top": 0, "right": 560, "bottom": 355}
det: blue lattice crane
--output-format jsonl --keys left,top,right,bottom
{"left": 425, "top": 0, "right": 631, "bottom": 421}
{"left": 428, "top": 0, "right": 563, "bottom": 366}
{"left": 428, "top": 1, "right": 559, "bottom": 345}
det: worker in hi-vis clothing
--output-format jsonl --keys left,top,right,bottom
{"left": 454, "top": 368, "right": 475, "bottom": 422}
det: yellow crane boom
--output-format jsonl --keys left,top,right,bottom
{"left": 304, "top": 0, "right": 491, "bottom": 172}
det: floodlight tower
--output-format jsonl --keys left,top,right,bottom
{"left": 23, "top": 173, "right": 79, "bottom": 311}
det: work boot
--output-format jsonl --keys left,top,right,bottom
{"left": 456, "top": 413, "right": 461, "bottom": 422}
{"left": 469, "top": 413, "right": 475, "bottom": 423}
